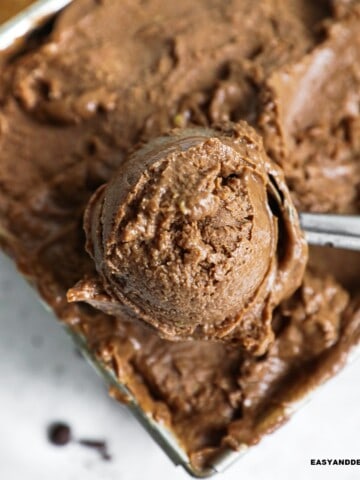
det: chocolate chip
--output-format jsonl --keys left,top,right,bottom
{"left": 47, "top": 422, "right": 72, "bottom": 446}
{"left": 78, "top": 439, "right": 112, "bottom": 461}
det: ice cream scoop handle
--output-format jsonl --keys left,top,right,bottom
{"left": 300, "top": 213, "right": 360, "bottom": 250}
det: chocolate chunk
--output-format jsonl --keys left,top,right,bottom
{"left": 47, "top": 422, "right": 72, "bottom": 446}
{"left": 78, "top": 439, "right": 111, "bottom": 461}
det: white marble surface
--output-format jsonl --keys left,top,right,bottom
{"left": 1, "top": 251, "right": 360, "bottom": 480}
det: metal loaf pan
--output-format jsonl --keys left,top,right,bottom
{"left": 1, "top": 1, "right": 359, "bottom": 477}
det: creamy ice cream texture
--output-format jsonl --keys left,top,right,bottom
{"left": 1, "top": 0, "right": 359, "bottom": 470}
{"left": 68, "top": 122, "right": 307, "bottom": 354}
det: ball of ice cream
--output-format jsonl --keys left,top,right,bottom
{"left": 68, "top": 122, "right": 307, "bottom": 355}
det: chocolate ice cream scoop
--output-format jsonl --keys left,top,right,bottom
{"left": 68, "top": 122, "right": 307, "bottom": 355}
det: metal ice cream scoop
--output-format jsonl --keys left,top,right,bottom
{"left": 300, "top": 213, "right": 360, "bottom": 251}
{"left": 266, "top": 177, "right": 360, "bottom": 251}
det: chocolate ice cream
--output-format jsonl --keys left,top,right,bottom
{"left": 68, "top": 122, "right": 307, "bottom": 354}
{"left": 0, "top": 0, "right": 359, "bottom": 473}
